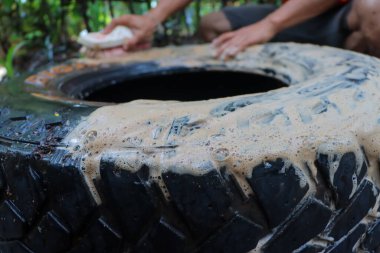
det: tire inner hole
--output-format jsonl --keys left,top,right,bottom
{"left": 61, "top": 64, "right": 287, "bottom": 103}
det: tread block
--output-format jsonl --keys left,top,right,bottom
{"left": 362, "top": 218, "right": 380, "bottom": 250}
{"left": 328, "top": 179, "right": 378, "bottom": 240}
{"left": 41, "top": 161, "right": 96, "bottom": 233}
{"left": 136, "top": 217, "right": 186, "bottom": 253}
{"left": 222, "top": 171, "right": 268, "bottom": 229}
{"left": 325, "top": 224, "right": 367, "bottom": 253}
{"left": 316, "top": 152, "right": 367, "bottom": 208}
{"left": 100, "top": 161, "right": 156, "bottom": 241}
{"left": 24, "top": 211, "right": 71, "bottom": 253}
{"left": 357, "top": 162, "right": 367, "bottom": 186}
{"left": 1, "top": 154, "right": 45, "bottom": 224}
{"left": 263, "top": 198, "right": 332, "bottom": 253}
{"left": 247, "top": 159, "right": 309, "bottom": 228}
{"left": 162, "top": 170, "right": 231, "bottom": 238}
{"left": 314, "top": 169, "right": 334, "bottom": 205}
{"left": 198, "top": 213, "right": 265, "bottom": 253}
{"left": 0, "top": 200, "right": 26, "bottom": 239}
{"left": 0, "top": 241, "right": 33, "bottom": 253}
{"left": 68, "top": 216, "right": 122, "bottom": 253}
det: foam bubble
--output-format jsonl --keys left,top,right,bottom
{"left": 64, "top": 44, "right": 380, "bottom": 217}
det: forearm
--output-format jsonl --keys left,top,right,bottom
{"left": 148, "top": 0, "right": 193, "bottom": 23}
{"left": 266, "top": 0, "right": 339, "bottom": 32}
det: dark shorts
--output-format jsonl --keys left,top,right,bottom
{"left": 223, "top": 3, "right": 352, "bottom": 47}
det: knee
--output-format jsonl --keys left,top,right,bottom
{"left": 199, "top": 13, "right": 218, "bottom": 42}
{"left": 350, "top": 0, "right": 380, "bottom": 43}
{"left": 199, "top": 12, "right": 231, "bottom": 42}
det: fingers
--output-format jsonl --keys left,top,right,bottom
{"left": 212, "top": 32, "right": 235, "bottom": 48}
{"left": 84, "top": 44, "right": 151, "bottom": 59}
{"left": 94, "top": 47, "right": 129, "bottom": 59}
{"left": 103, "top": 15, "right": 131, "bottom": 34}
{"left": 214, "top": 35, "right": 245, "bottom": 60}
{"left": 122, "top": 30, "right": 153, "bottom": 51}
{"left": 220, "top": 45, "right": 243, "bottom": 60}
{"left": 103, "top": 20, "right": 117, "bottom": 35}
{"left": 135, "top": 42, "right": 152, "bottom": 50}
{"left": 223, "top": 46, "right": 242, "bottom": 60}
{"left": 213, "top": 32, "right": 247, "bottom": 60}
{"left": 103, "top": 15, "right": 153, "bottom": 53}
{"left": 101, "top": 47, "right": 128, "bottom": 58}
{"left": 122, "top": 35, "right": 140, "bottom": 51}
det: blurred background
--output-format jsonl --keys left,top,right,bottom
{"left": 0, "top": 0, "right": 279, "bottom": 81}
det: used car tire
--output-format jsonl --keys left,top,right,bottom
{"left": 1, "top": 43, "right": 380, "bottom": 253}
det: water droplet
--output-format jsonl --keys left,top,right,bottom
{"left": 264, "top": 162, "right": 272, "bottom": 169}
{"left": 86, "top": 130, "right": 97, "bottom": 142}
{"left": 213, "top": 148, "right": 230, "bottom": 161}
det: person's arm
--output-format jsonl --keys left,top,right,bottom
{"left": 213, "top": 0, "right": 341, "bottom": 59}
{"left": 103, "top": 0, "right": 192, "bottom": 51}
{"left": 266, "top": 0, "right": 341, "bottom": 32}
{"left": 147, "top": 0, "right": 193, "bottom": 24}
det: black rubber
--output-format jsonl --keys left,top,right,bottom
{"left": 1, "top": 148, "right": 379, "bottom": 253}
{"left": 1, "top": 43, "right": 380, "bottom": 253}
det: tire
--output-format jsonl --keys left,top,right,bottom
{"left": 1, "top": 43, "right": 380, "bottom": 253}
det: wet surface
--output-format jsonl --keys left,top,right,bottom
{"left": 2, "top": 43, "right": 380, "bottom": 252}
{"left": 59, "top": 44, "right": 380, "bottom": 211}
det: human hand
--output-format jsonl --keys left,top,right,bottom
{"left": 212, "top": 19, "right": 278, "bottom": 60}
{"left": 82, "top": 42, "right": 151, "bottom": 59}
{"left": 103, "top": 14, "right": 158, "bottom": 52}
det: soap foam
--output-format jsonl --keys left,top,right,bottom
{"left": 64, "top": 44, "right": 380, "bottom": 230}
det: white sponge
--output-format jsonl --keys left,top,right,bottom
{"left": 78, "top": 26, "right": 133, "bottom": 49}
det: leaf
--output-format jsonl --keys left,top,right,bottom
{"left": 5, "top": 41, "right": 27, "bottom": 77}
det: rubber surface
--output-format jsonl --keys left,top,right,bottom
{"left": 1, "top": 43, "right": 380, "bottom": 253}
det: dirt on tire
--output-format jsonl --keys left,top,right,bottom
{"left": 1, "top": 43, "right": 380, "bottom": 253}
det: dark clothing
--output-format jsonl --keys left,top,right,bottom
{"left": 223, "top": 2, "right": 352, "bottom": 48}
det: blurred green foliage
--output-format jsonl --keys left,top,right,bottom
{"left": 0, "top": 0, "right": 279, "bottom": 77}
